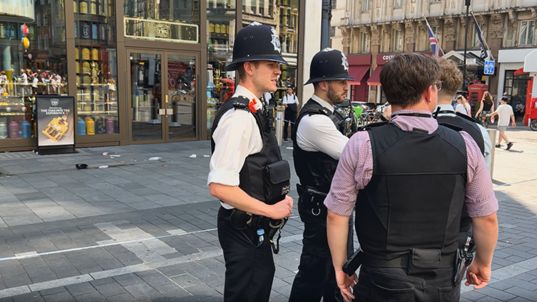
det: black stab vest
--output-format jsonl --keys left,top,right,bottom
{"left": 291, "top": 99, "right": 346, "bottom": 193}
{"left": 211, "top": 97, "right": 283, "bottom": 203}
{"left": 356, "top": 122, "right": 467, "bottom": 257}
{"left": 436, "top": 110, "right": 485, "bottom": 155}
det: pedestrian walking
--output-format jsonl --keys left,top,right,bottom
{"left": 208, "top": 22, "right": 293, "bottom": 302}
{"left": 282, "top": 85, "right": 298, "bottom": 141}
{"left": 325, "top": 53, "right": 498, "bottom": 302}
{"left": 289, "top": 48, "right": 354, "bottom": 302}
{"left": 475, "top": 91, "right": 495, "bottom": 126}
{"left": 488, "top": 96, "right": 516, "bottom": 150}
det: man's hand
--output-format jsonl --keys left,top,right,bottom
{"left": 335, "top": 270, "right": 357, "bottom": 302}
{"left": 465, "top": 260, "right": 491, "bottom": 289}
{"left": 511, "top": 121, "right": 516, "bottom": 127}
{"left": 267, "top": 195, "right": 293, "bottom": 219}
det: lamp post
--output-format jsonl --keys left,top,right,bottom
{"left": 462, "top": 0, "right": 471, "bottom": 92}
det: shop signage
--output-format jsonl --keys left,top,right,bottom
{"left": 36, "top": 96, "right": 75, "bottom": 150}
{"left": 376, "top": 54, "right": 396, "bottom": 65}
{"left": 484, "top": 59, "right": 495, "bottom": 76}
{"left": 0, "top": 0, "right": 35, "bottom": 22}
{"left": 124, "top": 17, "right": 199, "bottom": 44}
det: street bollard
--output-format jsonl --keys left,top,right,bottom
{"left": 275, "top": 106, "right": 285, "bottom": 146}
{"left": 487, "top": 128, "right": 497, "bottom": 178}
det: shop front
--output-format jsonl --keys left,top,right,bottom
{"left": 497, "top": 48, "right": 537, "bottom": 125}
{"left": 0, "top": 0, "right": 303, "bottom": 151}
{"left": 347, "top": 54, "right": 370, "bottom": 103}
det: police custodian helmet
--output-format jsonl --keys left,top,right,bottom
{"left": 305, "top": 48, "right": 353, "bottom": 84}
{"left": 225, "top": 22, "right": 288, "bottom": 71}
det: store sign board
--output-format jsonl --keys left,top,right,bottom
{"left": 36, "top": 96, "right": 75, "bottom": 148}
{"left": 483, "top": 60, "right": 495, "bottom": 76}
{"left": 124, "top": 17, "right": 199, "bottom": 44}
{"left": 0, "top": 0, "right": 35, "bottom": 22}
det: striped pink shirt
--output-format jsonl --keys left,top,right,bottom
{"left": 324, "top": 110, "right": 498, "bottom": 218}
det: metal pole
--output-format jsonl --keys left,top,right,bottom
{"left": 462, "top": 0, "right": 471, "bottom": 91}
{"left": 320, "top": 0, "right": 332, "bottom": 48}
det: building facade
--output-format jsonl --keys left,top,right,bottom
{"left": 0, "top": 0, "right": 305, "bottom": 152}
{"left": 335, "top": 0, "right": 537, "bottom": 117}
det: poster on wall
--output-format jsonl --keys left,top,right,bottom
{"left": 36, "top": 96, "right": 75, "bottom": 152}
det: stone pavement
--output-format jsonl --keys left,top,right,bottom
{"left": 0, "top": 127, "right": 535, "bottom": 302}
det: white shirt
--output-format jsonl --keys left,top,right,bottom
{"left": 495, "top": 104, "right": 514, "bottom": 126}
{"left": 282, "top": 94, "right": 298, "bottom": 105}
{"left": 263, "top": 92, "right": 273, "bottom": 106}
{"left": 296, "top": 95, "right": 349, "bottom": 160}
{"left": 208, "top": 85, "right": 263, "bottom": 209}
{"left": 436, "top": 104, "right": 492, "bottom": 168}
{"left": 455, "top": 103, "right": 471, "bottom": 116}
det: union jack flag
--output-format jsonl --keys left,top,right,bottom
{"left": 425, "top": 19, "right": 439, "bottom": 57}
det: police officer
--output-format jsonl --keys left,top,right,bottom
{"left": 289, "top": 48, "right": 354, "bottom": 302}
{"left": 208, "top": 22, "right": 294, "bottom": 302}
{"left": 325, "top": 53, "right": 499, "bottom": 302}
{"left": 434, "top": 58, "right": 492, "bottom": 166}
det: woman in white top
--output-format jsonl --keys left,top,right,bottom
{"left": 455, "top": 95, "right": 471, "bottom": 116}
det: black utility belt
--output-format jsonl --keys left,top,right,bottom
{"left": 221, "top": 207, "right": 285, "bottom": 231}
{"left": 221, "top": 207, "right": 287, "bottom": 254}
{"left": 297, "top": 184, "right": 327, "bottom": 217}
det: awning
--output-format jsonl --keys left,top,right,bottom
{"left": 348, "top": 66, "right": 369, "bottom": 86}
{"left": 367, "top": 66, "right": 383, "bottom": 86}
{"left": 514, "top": 67, "right": 526, "bottom": 76}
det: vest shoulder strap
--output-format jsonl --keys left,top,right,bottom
{"left": 230, "top": 96, "right": 251, "bottom": 112}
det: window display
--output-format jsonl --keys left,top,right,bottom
{"left": 0, "top": 0, "right": 67, "bottom": 141}
{"left": 206, "top": 0, "right": 236, "bottom": 130}
{"left": 74, "top": 0, "right": 118, "bottom": 135}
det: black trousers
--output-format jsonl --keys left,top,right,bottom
{"left": 353, "top": 265, "right": 460, "bottom": 302}
{"left": 288, "top": 219, "right": 338, "bottom": 302}
{"left": 284, "top": 105, "right": 297, "bottom": 140}
{"left": 217, "top": 207, "right": 275, "bottom": 302}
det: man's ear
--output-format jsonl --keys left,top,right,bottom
{"left": 243, "top": 62, "right": 256, "bottom": 76}
{"left": 318, "top": 80, "right": 329, "bottom": 91}
{"left": 422, "top": 84, "right": 435, "bottom": 104}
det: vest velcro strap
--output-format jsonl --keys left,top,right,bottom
{"left": 362, "top": 250, "right": 456, "bottom": 269}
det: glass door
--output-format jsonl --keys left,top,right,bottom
{"left": 129, "top": 52, "right": 163, "bottom": 141}
{"left": 165, "top": 53, "right": 198, "bottom": 140}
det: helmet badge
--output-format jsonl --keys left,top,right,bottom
{"left": 341, "top": 52, "right": 349, "bottom": 71}
{"left": 270, "top": 27, "right": 281, "bottom": 53}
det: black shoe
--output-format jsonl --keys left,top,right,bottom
{"left": 506, "top": 142, "right": 513, "bottom": 150}
{"left": 495, "top": 144, "right": 501, "bottom": 148}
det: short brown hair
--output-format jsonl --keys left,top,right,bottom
{"left": 237, "top": 61, "right": 259, "bottom": 81}
{"left": 437, "top": 58, "right": 462, "bottom": 97}
{"left": 380, "top": 53, "right": 440, "bottom": 107}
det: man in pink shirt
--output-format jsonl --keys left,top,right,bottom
{"left": 325, "top": 53, "right": 498, "bottom": 302}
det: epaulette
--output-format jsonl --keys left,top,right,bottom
{"left": 356, "top": 121, "right": 388, "bottom": 131}
{"left": 455, "top": 112, "right": 481, "bottom": 124}
{"left": 230, "top": 96, "right": 250, "bottom": 111}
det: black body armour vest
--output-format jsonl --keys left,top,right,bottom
{"left": 435, "top": 110, "right": 485, "bottom": 155}
{"left": 356, "top": 122, "right": 468, "bottom": 258}
{"left": 291, "top": 99, "right": 346, "bottom": 193}
{"left": 211, "top": 97, "right": 284, "bottom": 204}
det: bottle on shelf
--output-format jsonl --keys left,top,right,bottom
{"left": 105, "top": 116, "right": 114, "bottom": 134}
{"left": 85, "top": 116, "right": 95, "bottom": 135}
{"left": 8, "top": 119, "right": 19, "bottom": 138}
{"left": 90, "top": 0, "right": 98, "bottom": 14}
{"left": 77, "top": 117, "right": 86, "bottom": 135}
{"left": 79, "top": 0, "right": 88, "bottom": 14}
{"left": 0, "top": 118, "right": 7, "bottom": 139}
{"left": 95, "top": 117, "right": 106, "bottom": 134}
{"left": 21, "top": 119, "right": 31, "bottom": 138}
